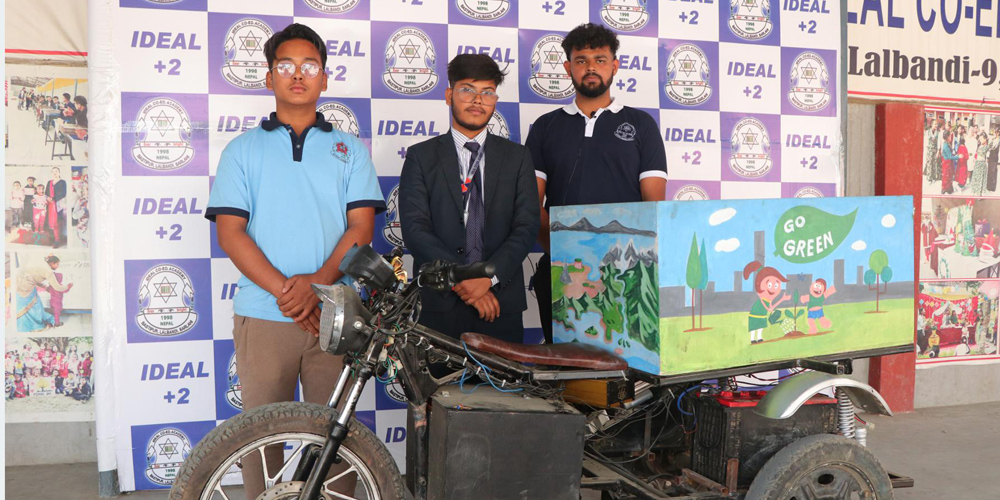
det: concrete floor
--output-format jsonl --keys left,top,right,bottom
{"left": 6, "top": 402, "right": 998, "bottom": 499}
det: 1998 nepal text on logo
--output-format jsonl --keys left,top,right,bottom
{"left": 457, "top": 0, "right": 511, "bottom": 21}
{"left": 383, "top": 28, "right": 439, "bottom": 96}
{"left": 304, "top": 0, "right": 361, "bottom": 14}
{"left": 728, "top": 0, "right": 773, "bottom": 40}
{"left": 665, "top": 44, "right": 712, "bottom": 106}
{"left": 222, "top": 19, "right": 273, "bottom": 90}
{"left": 529, "top": 35, "right": 574, "bottom": 100}
{"left": 729, "top": 117, "right": 773, "bottom": 178}
{"left": 145, "top": 428, "right": 191, "bottom": 487}
{"left": 318, "top": 102, "right": 362, "bottom": 137}
{"left": 131, "top": 98, "right": 194, "bottom": 171}
{"left": 787, "top": 52, "right": 831, "bottom": 112}
{"left": 600, "top": 0, "right": 650, "bottom": 32}
{"left": 136, "top": 264, "right": 198, "bottom": 337}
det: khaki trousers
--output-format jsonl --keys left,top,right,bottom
{"left": 233, "top": 314, "right": 355, "bottom": 499}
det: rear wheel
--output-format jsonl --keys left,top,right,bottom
{"left": 745, "top": 434, "right": 893, "bottom": 500}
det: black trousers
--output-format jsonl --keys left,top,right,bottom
{"left": 533, "top": 254, "right": 553, "bottom": 344}
{"left": 418, "top": 303, "right": 524, "bottom": 345}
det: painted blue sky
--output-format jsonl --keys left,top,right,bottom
{"left": 657, "top": 197, "right": 915, "bottom": 290}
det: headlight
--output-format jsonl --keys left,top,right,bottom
{"left": 311, "top": 284, "right": 372, "bottom": 355}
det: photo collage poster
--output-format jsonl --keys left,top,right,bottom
{"left": 918, "top": 106, "right": 1000, "bottom": 366}
{"left": 5, "top": 64, "right": 94, "bottom": 422}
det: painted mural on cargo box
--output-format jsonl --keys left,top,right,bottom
{"left": 550, "top": 197, "right": 915, "bottom": 376}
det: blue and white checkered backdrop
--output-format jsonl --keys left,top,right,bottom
{"left": 99, "top": 0, "right": 843, "bottom": 490}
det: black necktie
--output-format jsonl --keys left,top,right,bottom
{"left": 464, "top": 141, "right": 484, "bottom": 264}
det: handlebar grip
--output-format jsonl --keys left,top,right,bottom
{"left": 449, "top": 262, "right": 496, "bottom": 284}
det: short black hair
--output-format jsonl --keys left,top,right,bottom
{"left": 62, "top": 93, "right": 71, "bottom": 100}
{"left": 74, "top": 95, "right": 87, "bottom": 107}
{"left": 447, "top": 54, "right": 505, "bottom": 87}
{"left": 562, "top": 23, "right": 620, "bottom": 59}
{"left": 264, "top": 23, "right": 327, "bottom": 70}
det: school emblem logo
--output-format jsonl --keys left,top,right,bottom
{"left": 332, "top": 141, "right": 350, "bottom": 162}
{"left": 226, "top": 353, "right": 242, "bottom": 410}
{"left": 529, "top": 34, "right": 574, "bottom": 100}
{"left": 144, "top": 428, "right": 192, "bottom": 486}
{"left": 615, "top": 122, "right": 637, "bottom": 141}
{"left": 136, "top": 264, "right": 198, "bottom": 337}
{"left": 487, "top": 110, "right": 511, "bottom": 139}
{"left": 317, "top": 101, "right": 362, "bottom": 138}
{"left": 728, "top": 0, "right": 773, "bottom": 40}
{"left": 456, "top": 0, "right": 511, "bottom": 21}
{"left": 794, "top": 187, "right": 824, "bottom": 198}
{"left": 729, "top": 117, "right": 773, "bottom": 178}
{"left": 304, "top": 0, "right": 361, "bottom": 14}
{"left": 664, "top": 44, "right": 713, "bottom": 106}
{"left": 787, "top": 52, "right": 831, "bottom": 112}
{"left": 383, "top": 185, "right": 405, "bottom": 248}
{"left": 131, "top": 98, "right": 194, "bottom": 171}
{"left": 385, "top": 379, "right": 407, "bottom": 403}
{"left": 674, "top": 184, "right": 710, "bottom": 201}
{"left": 222, "top": 18, "right": 273, "bottom": 90}
{"left": 600, "top": 0, "right": 650, "bottom": 32}
{"left": 383, "top": 27, "right": 440, "bottom": 95}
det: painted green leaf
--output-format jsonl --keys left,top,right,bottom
{"left": 784, "top": 309, "right": 793, "bottom": 319}
{"left": 864, "top": 269, "right": 876, "bottom": 286}
{"left": 774, "top": 207, "right": 858, "bottom": 264}
{"left": 882, "top": 266, "right": 893, "bottom": 283}
{"left": 869, "top": 250, "right": 889, "bottom": 274}
{"left": 796, "top": 310, "right": 805, "bottom": 319}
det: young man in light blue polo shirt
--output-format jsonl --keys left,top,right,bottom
{"left": 205, "top": 23, "right": 384, "bottom": 499}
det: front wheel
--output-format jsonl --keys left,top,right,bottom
{"left": 169, "top": 402, "right": 406, "bottom": 500}
{"left": 745, "top": 434, "right": 894, "bottom": 500}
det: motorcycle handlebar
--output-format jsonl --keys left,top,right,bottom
{"left": 448, "top": 262, "right": 495, "bottom": 284}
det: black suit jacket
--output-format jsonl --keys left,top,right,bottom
{"left": 399, "top": 132, "right": 540, "bottom": 313}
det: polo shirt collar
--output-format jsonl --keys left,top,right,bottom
{"left": 562, "top": 98, "right": 624, "bottom": 118}
{"left": 260, "top": 112, "right": 333, "bottom": 133}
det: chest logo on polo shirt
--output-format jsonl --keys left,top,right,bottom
{"left": 222, "top": 18, "right": 273, "bottom": 90}
{"left": 529, "top": 34, "right": 574, "bottom": 100}
{"left": 383, "top": 184, "right": 406, "bottom": 248}
{"left": 674, "top": 184, "right": 710, "bottom": 201}
{"left": 728, "top": 0, "right": 773, "bottom": 40}
{"left": 131, "top": 98, "right": 194, "bottom": 171}
{"left": 318, "top": 101, "right": 362, "bottom": 138}
{"left": 600, "top": 0, "right": 650, "bottom": 32}
{"left": 665, "top": 44, "right": 713, "bottom": 106}
{"left": 304, "top": 0, "right": 361, "bottom": 14}
{"left": 332, "top": 142, "right": 351, "bottom": 162}
{"left": 136, "top": 264, "right": 199, "bottom": 337}
{"left": 787, "top": 52, "right": 831, "bottom": 112}
{"left": 615, "top": 122, "right": 637, "bottom": 142}
{"left": 488, "top": 110, "right": 511, "bottom": 139}
{"left": 383, "top": 28, "right": 440, "bottom": 96}
{"left": 144, "top": 428, "right": 191, "bottom": 486}
{"left": 457, "top": 0, "right": 511, "bottom": 21}
{"left": 729, "top": 117, "right": 773, "bottom": 179}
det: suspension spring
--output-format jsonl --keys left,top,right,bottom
{"left": 835, "top": 388, "right": 855, "bottom": 439}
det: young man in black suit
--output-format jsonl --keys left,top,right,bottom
{"left": 399, "top": 54, "right": 540, "bottom": 344}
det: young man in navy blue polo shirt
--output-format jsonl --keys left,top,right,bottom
{"left": 205, "top": 24, "right": 384, "bottom": 498}
{"left": 526, "top": 23, "right": 668, "bottom": 344}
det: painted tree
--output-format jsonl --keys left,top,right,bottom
{"left": 685, "top": 233, "right": 702, "bottom": 330}
{"left": 864, "top": 249, "right": 893, "bottom": 312}
{"left": 698, "top": 239, "right": 709, "bottom": 328}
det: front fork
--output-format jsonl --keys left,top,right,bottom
{"left": 296, "top": 342, "right": 380, "bottom": 500}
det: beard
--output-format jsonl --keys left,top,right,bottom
{"left": 573, "top": 72, "right": 613, "bottom": 98}
{"left": 451, "top": 102, "right": 489, "bottom": 133}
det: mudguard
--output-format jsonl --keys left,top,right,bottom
{"left": 754, "top": 370, "right": 893, "bottom": 419}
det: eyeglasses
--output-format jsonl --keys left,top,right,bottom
{"left": 453, "top": 87, "right": 499, "bottom": 104}
{"left": 273, "top": 61, "right": 322, "bottom": 79}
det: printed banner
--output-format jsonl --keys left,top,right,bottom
{"left": 847, "top": 0, "right": 1000, "bottom": 106}
{"left": 96, "top": 0, "right": 845, "bottom": 490}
